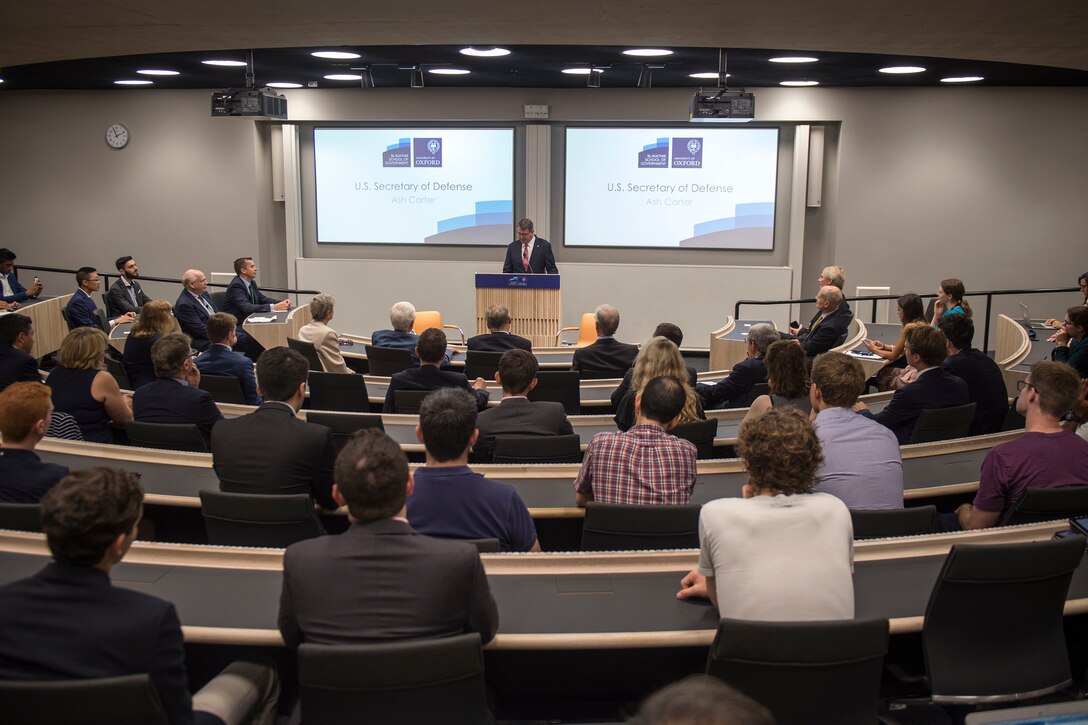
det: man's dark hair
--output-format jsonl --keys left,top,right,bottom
{"left": 416, "top": 327, "right": 447, "bottom": 365}
{"left": 652, "top": 322, "right": 684, "bottom": 348}
{"left": 255, "top": 347, "right": 309, "bottom": 401}
{"left": 1068, "top": 306, "right": 1088, "bottom": 331}
{"left": 204, "top": 312, "right": 236, "bottom": 344}
{"left": 905, "top": 325, "right": 947, "bottom": 367}
{"left": 938, "top": 313, "right": 974, "bottom": 350}
{"left": 233, "top": 257, "right": 252, "bottom": 275}
{"left": 0, "top": 313, "right": 32, "bottom": 345}
{"left": 632, "top": 675, "right": 774, "bottom": 725}
{"left": 41, "top": 467, "right": 143, "bottom": 567}
{"left": 517, "top": 218, "right": 534, "bottom": 232}
{"left": 497, "top": 349, "right": 538, "bottom": 395}
{"left": 75, "top": 266, "right": 96, "bottom": 286}
{"left": 418, "top": 387, "right": 477, "bottom": 462}
{"left": 334, "top": 429, "right": 410, "bottom": 521}
{"left": 639, "top": 376, "right": 686, "bottom": 424}
{"left": 115, "top": 255, "right": 133, "bottom": 272}
{"left": 150, "top": 332, "right": 192, "bottom": 378}
{"left": 0, "top": 248, "right": 15, "bottom": 262}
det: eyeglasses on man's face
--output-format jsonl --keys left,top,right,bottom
{"left": 1016, "top": 380, "right": 1036, "bottom": 393}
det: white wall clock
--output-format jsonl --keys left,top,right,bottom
{"left": 105, "top": 123, "right": 130, "bottom": 149}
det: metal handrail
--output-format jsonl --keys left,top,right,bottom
{"left": 16, "top": 264, "right": 320, "bottom": 298}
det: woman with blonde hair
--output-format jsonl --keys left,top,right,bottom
{"left": 614, "top": 336, "right": 704, "bottom": 431}
{"left": 47, "top": 327, "right": 132, "bottom": 443}
{"left": 743, "top": 340, "right": 811, "bottom": 426}
{"left": 122, "top": 299, "right": 179, "bottom": 389}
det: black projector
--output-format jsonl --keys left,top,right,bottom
{"left": 690, "top": 90, "right": 756, "bottom": 122}
{"left": 211, "top": 88, "right": 288, "bottom": 119}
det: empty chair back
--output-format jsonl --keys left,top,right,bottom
{"left": 748, "top": 382, "right": 771, "bottom": 402}
{"left": 197, "top": 373, "right": 247, "bottom": 404}
{"left": 308, "top": 371, "right": 371, "bottom": 412}
{"left": 706, "top": 617, "right": 889, "bottom": 725}
{"left": 394, "top": 389, "right": 433, "bottom": 415}
{"left": 287, "top": 337, "right": 324, "bottom": 372}
{"left": 411, "top": 310, "right": 443, "bottom": 334}
{"left": 59, "top": 307, "right": 73, "bottom": 331}
{"left": 298, "top": 633, "right": 491, "bottom": 725}
{"left": 125, "top": 420, "right": 207, "bottom": 453}
{"left": 528, "top": 371, "right": 580, "bottom": 415}
{"left": 0, "top": 503, "right": 42, "bottom": 532}
{"left": 364, "top": 345, "right": 413, "bottom": 377}
{"left": 305, "top": 411, "right": 385, "bottom": 453}
{"left": 581, "top": 502, "right": 701, "bottom": 551}
{"left": 463, "top": 350, "right": 504, "bottom": 380}
{"left": 670, "top": 418, "right": 719, "bottom": 459}
{"left": 208, "top": 291, "right": 227, "bottom": 310}
{"left": 199, "top": 490, "right": 325, "bottom": 547}
{"left": 850, "top": 505, "right": 937, "bottom": 539}
{"left": 492, "top": 434, "right": 582, "bottom": 464}
{"left": 1001, "top": 485, "right": 1088, "bottom": 525}
{"left": 909, "top": 402, "right": 977, "bottom": 444}
{"left": 92, "top": 307, "right": 110, "bottom": 333}
{"left": 0, "top": 673, "right": 168, "bottom": 725}
{"left": 923, "top": 536, "right": 1084, "bottom": 703}
{"left": 105, "top": 355, "right": 132, "bottom": 391}
{"left": 577, "top": 366, "right": 627, "bottom": 381}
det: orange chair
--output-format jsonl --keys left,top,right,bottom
{"left": 411, "top": 310, "right": 465, "bottom": 345}
{"left": 555, "top": 313, "right": 596, "bottom": 347}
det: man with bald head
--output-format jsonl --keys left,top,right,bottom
{"left": 172, "top": 267, "right": 272, "bottom": 356}
{"left": 791, "top": 286, "right": 852, "bottom": 359}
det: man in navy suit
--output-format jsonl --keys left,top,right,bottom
{"left": 132, "top": 333, "right": 223, "bottom": 446}
{"left": 0, "top": 314, "right": 41, "bottom": 390}
{"left": 938, "top": 313, "right": 1007, "bottom": 435}
{"left": 858, "top": 325, "right": 970, "bottom": 444}
{"left": 65, "top": 267, "right": 135, "bottom": 330}
{"left": 570, "top": 304, "right": 640, "bottom": 375}
{"left": 0, "top": 247, "right": 43, "bottom": 306}
{"left": 371, "top": 300, "right": 451, "bottom": 366}
{"left": 194, "top": 313, "right": 262, "bottom": 405}
{"left": 383, "top": 328, "right": 489, "bottom": 413}
{"left": 466, "top": 304, "right": 532, "bottom": 352}
{"left": 789, "top": 286, "right": 852, "bottom": 359}
{"left": 0, "top": 382, "right": 68, "bottom": 503}
{"left": 106, "top": 255, "right": 151, "bottom": 316}
{"left": 502, "top": 218, "right": 558, "bottom": 274}
{"left": 697, "top": 322, "right": 776, "bottom": 409}
{"left": 174, "top": 268, "right": 218, "bottom": 351}
{"left": 222, "top": 256, "right": 290, "bottom": 325}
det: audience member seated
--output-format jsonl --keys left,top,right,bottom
{"left": 371, "top": 300, "right": 450, "bottom": 366}
{"left": 296, "top": 294, "right": 349, "bottom": 373}
{"left": 0, "top": 313, "right": 41, "bottom": 390}
{"left": 743, "top": 340, "right": 812, "bottom": 425}
{"left": 47, "top": 328, "right": 132, "bottom": 443}
{"left": 173, "top": 269, "right": 219, "bottom": 352}
{"left": 938, "top": 313, "right": 1008, "bottom": 435}
{"left": 65, "top": 266, "right": 135, "bottom": 329}
{"left": 0, "top": 247, "right": 43, "bottom": 306}
{"left": 382, "top": 328, "right": 488, "bottom": 413}
{"left": 788, "top": 285, "right": 850, "bottom": 359}
{"left": 864, "top": 292, "right": 928, "bottom": 391}
{"left": 211, "top": 347, "right": 337, "bottom": 510}
{"left": 121, "top": 299, "right": 179, "bottom": 390}
{"left": 221, "top": 256, "right": 289, "bottom": 360}
{"left": 613, "top": 336, "right": 705, "bottom": 432}
{"left": 817, "top": 264, "right": 851, "bottom": 317}
{"left": 613, "top": 322, "right": 697, "bottom": 411}
{"left": 956, "top": 361, "right": 1088, "bottom": 529}
{"left": 677, "top": 407, "right": 854, "bottom": 620}
{"left": 575, "top": 376, "right": 697, "bottom": 506}
{"left": 0, "top": 467, "right": 278, "bottom": 724}
{"left": 407, "top": 387, "right": 540, "bottom": 552}
{"left": 278, "top": 428, "right": 498, "bottom": 647}
{"left": 0, "top": 382, "right": 68, "bottom": 503}
{"left": 475, "top": 349, "right": 573, "bottom": 460}
{"left": 1045, "top": 272, "right": 1088, "bottom": 328}
{"left": 809, "top": 353, "right": 903, "bottom": 509}
{"left": 632, "top": 675, "right": 774, "bottom": 725}
{"left": 1051, "top": 306, "right": 1088, "bottom": 378}
{"left": 132, "top": 333, "right": 223, "bottom": 446}
{"left": 570, "top": 303, "right": 640, "bottom": 374}
{"left": 856, "top": 325, "right": 969, "bottom": 444}
{"left": 930, "top": 277, "right": 972, "bottom": 325}
{"left": 194, "top": 313, "right": 262, "bottom": 405}
{"left": 696, "top": 322, "right": 775, "bottom": 410}
{"left": 466, "top": 304, "right": 532, "bottom": 352}
{"left": 106, "top": 255, "right": 151, "bottom": 315}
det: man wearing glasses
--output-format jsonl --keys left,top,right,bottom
{"left": 956, "top": 361, "right": 1088, "bottom": 530}
{"left": 1051, "top": 306, "right": 1088, "bottom": 378}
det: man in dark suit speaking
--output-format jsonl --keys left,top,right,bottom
{"left": 503, "top": 218, "right": 558, "bottom": 274}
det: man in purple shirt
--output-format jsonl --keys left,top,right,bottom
{"left": 957, "top": 361, "right": 1088, "bottom": 529}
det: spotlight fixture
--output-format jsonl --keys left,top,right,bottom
{"left": 460, "top": 47, "right": 510, "bottom": 57}
{"left": 941, "top": 76, "right": 984, "bottom": 83}
{"left": 410, "top": 67, "right": 424, "bottom": 88}
{"left": 202, "top": 59, "right": 247, "bottom": 67}
{"left": 136, "top": 69, "right": 179, "bottom": 76}
{"left": 623, "top": 48, "right": 673, "bottom": 57}
{"left": 769, "top": 56, "right": 818, "bottom": 63}
{"left": 780, "top": 80, "right": 819, "bottom": 86}
{"left": 879, "top": 66, "right": 926, "bottom": 74}
{"left": 312, "top": 50, "right": 361, "bottom": 60}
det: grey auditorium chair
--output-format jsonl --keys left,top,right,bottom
{"left": 208, "top": 290, "right": 227, "bottom": 310}
{"left": 307, "top": 371, "right": 372, "bottom": 413}
{"left": 1001, "top": 485, "right": 1088, "bottom": 525}
{"left": 492, "top": 434, "right": 582, "bottom": 464}
{"left": 125, "top": 420, "right": 208, "bottom": 453}
{"left": 0, "top": 502, "right": 42, "bottom": 532}
{"left": 0, "top": 673, "right": 168, "bottom": 725}
{"left": 851, "top": 505, "right": 937, "bottom": 539}
{"left": 304, "top": 411, "right": 385, "bottom": 453}
{"left": 670, "top": 418, "right": 719, "bottom": 459}
{"left": 909, "top": 403, "right": 976, "bottom": 444}
{"left": 287, "top": 337, "right": 323, "bottom": 372}
{"left": 197, "top": 373, "right": 246, "bottom": 404}
{"left": 581, "top": 502, "right": 701, "bottom": 551}
{"left": 364, "top": 345, "right": 413, "bottom": 376}
{"left": 527, "top": 371, "right": 580, "bottom": 415}
{"left": 393, "top": 389, "right": 433, "bottom": 415}
{"left": 199, "top": 490, "right": 325, "bottom": 547}
{"left": 105, "top": 355, "right": 132, "bottom": 391}
{"left": 463, "top": 350, "right": 503, "bottom": 380}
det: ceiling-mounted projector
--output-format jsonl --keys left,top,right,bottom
{"left": 211, "top": 87, "right": 287, "bottom": 119}
{"left": 690, "top": 89, "right": 755, "bottom": 122}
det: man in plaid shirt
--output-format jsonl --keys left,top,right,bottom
{"left": 574, "top": 376, "right": 697, "bottom": 506}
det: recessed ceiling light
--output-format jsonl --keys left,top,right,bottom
{"left": 460, "top": 47, "right": 510, "bottom": 57}
{"left": 689, "top": 72, "right": 730, "bottom": 79}
{"left": 623, "top": 49, "right": 673, "bottom": 57}
{"left": 428, "top": 68, "right": 471, "bottom": 75}
{"left": 114, "top": 80, "right": 152, "bottom": 85}
{"left": 202, "top": 59, "right": 247, "bottom": 67}
{"left": 323, "top": 74, "right": 362, "bottom": 81}
{"left": 780, "top": 80, "right": 819, "bottom": 86}
{"left": 880, "top": 66, "right": 926, "bottom": 74}
{"left": 769, "top": 56, "right": 818, "bottom": 64}
{"left": 136, "top": 69, "right": 178, "bottom": 76}
{"left": 941, "top": 76, "right": 984, "bottom": 83}
{"left": 312, "top": 51, "right": 361, "bottom": 60}
{"left": 266, "top": 82, "right": 303, "bottom": 88}
{"left": 562, "top": 68, "right": 605, "bottom": 75}
{"left": 0, "top": 78, "right": 4, "bottom": 83}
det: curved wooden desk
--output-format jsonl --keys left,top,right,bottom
{"left": 242, "top": 305, "right": 313, "bottom": 350}
{"left": 996, "top": 313, "right": 1058, "bottom": 397}
{"left": 9, "top": 294, "right": 72, "bottom": 359}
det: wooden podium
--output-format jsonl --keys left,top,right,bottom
{"left": 475, "top": 273, "right": 561, "bottom": 348}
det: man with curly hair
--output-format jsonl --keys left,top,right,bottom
{"left": 677, "top": 407, "right": 854, "bottom": 620}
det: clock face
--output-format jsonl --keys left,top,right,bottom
{"left": 105, "top": 123, "right": 129, "bottom": 149}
